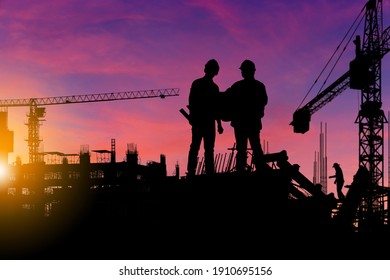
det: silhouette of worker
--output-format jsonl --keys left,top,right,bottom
{"left": 186, "top": 59, "right": 224, "bottom": 176}
{"left": 329, "top": 162, "right": 345, "bottom": 200}
{"left": 225, "top": 59, "right": 268, "bottom": 173}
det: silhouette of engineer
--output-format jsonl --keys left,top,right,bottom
{"left": 329, "top": 162, "right": 345, "bottom": 200}
{"left": 226, "top": 59, "right": 268, "bottom": 173}
{"left": 186, "top": 59, "right": 224, "bottom": 176}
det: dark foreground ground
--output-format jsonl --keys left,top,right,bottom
{"left": 0, "top": 172, "right": 389, "bottom": 260}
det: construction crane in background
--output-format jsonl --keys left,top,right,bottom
{"left": 0, "top": 88, "right": 179, "bottom": 164}
{"left": 290, "top": 0, "right": 389, "bottom": 231}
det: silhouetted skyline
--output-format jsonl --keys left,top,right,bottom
{"left": 0, "top": 0, "right": 389, "bottom": 196}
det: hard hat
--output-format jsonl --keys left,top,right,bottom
{"left": 205, "top": 59, "right": 219, "bottom": 71}
{"left": 239, "top": 59, "right": 256, "bottom": 71}
{"left": 333, "top": 163, "right": 339, "bottom": 167}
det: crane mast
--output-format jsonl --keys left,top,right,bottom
{"left": 0, "top": 88, "right": 179, "bottom": 164}
{"left": 355, "top": 0, "right": 386, "bottom": 187}
{"left": 353, "top": 0, "right": 387, "bottom": 230}
{"left": 290, "top": 0, "right": 389, "bottom": 231}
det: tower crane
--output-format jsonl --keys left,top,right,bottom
{"left": 0, "top": 88, "right": 179, "bottom": 164}
{"left": 290, "top": 0, "right": 389, "bottom": 231}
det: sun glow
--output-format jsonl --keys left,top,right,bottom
{"left": 0, "top": 164, "right": 9, "bottom": 181}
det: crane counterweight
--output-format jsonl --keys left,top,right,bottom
{"left": 291, "top": 108, "right": 311, "bottom": 134}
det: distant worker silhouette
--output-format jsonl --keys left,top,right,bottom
{"left": 186, "top": 59, "right": 224, "bottom": 176}
{"left": 329, "top": 162, "right": 345, "bottom": 200}
{"left": 226, "top": 59, "right": 268, "bottom": 173}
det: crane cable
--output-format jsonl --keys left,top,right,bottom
{"left": 296, "top": 4, "right": 366, "bottom": 110}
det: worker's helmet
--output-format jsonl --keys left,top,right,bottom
{"left": 205, "top": 59, "right": 219, "bottom": 72}
{"left": 333, "top": 162, "right": 339, "bottom": 167}
{"left": 239, "top": 59, "right": 256, "bottom": 71}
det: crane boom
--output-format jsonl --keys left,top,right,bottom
{"left": 290, "top": 25, "right": 390, "bottom": 134}
{"left": 0, "top": 88, "right": 180, "bottom": 107}
{"left": 290, "top": 71, "right": 350, "bottom": 133}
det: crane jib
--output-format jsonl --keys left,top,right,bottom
{"left": 0, "top": 88, "right": 180, "bottom": 107}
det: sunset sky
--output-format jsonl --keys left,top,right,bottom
{"left": 1, "top": 0, "right": 390, "bottom": 195}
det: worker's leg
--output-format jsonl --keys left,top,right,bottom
{"left": 203, "top": 123, "right": 216, "bottom": 175}
{"left": 234, "top": 127, "right": 248, "bottom": 173}
{"left": 187, "top": 125, "right": 203, "bottom": 176}
{"left": 248, "top": 129, "right": 264, "bottom": 171}
{"left": 337, "top": 182, "right": 345, "bottom": 200}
